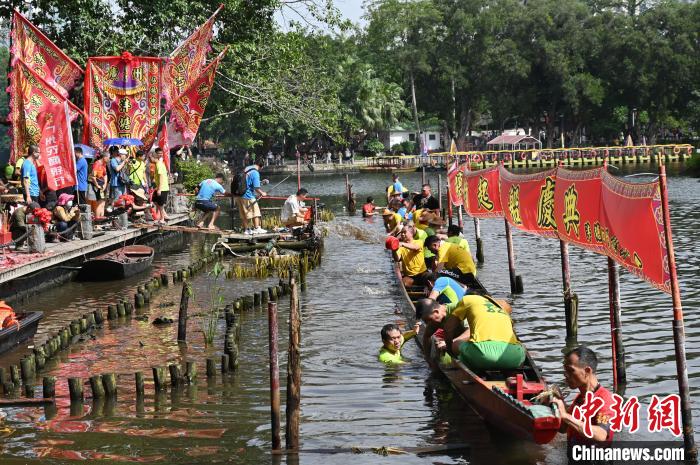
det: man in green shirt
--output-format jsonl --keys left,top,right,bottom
{"left": 378, "top": 322, "right": 420, "bottom": 364}
{"left": 129, "top": 151, "right": 147, "bottom": 189}
{"left": 10, "top": 202, "right": 39, "bottom": 249}
{"left": 445, "top": 225, "right": 471, "bottom": 252}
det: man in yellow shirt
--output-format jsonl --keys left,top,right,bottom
{"left": 151, "top": 148, "right": 170, "bottom": 223}
{"left": 378, "top": 322, "right": 420, "bottom": 364}
{"left": 424, "top": 235, "right": 477, "bottom": 286}
{"left": 416, "top": 296, "right": 525, "bottom": 371}
{"left": 392, "top": 225, "right": 428, "bottom": 286}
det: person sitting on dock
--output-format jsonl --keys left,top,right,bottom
{"left": 378, "top": 322, "right": 420, "bottom": 364}
{"left": 362, "top": 197, "right": 376, "bottom": 217}
{"left": 389, "top": 226, "right": 429, "bottom": 286}
{"left": 445, "top": 225, "right": 470, "bottom": 251}
{"left": 281, "top": 188, "right": 309, "bottom": 228}
{"left": 551, "top": 346, "right": 616, "bottom": 452}
{"left": 128, "top": 187, "right": 153, "bottom": 222}
{"left": 424, "top": 235, "right": 477, "bottom": 286}
{"left": 53, "top": 193, "right": 81, "bottom": 241}
{"left": 9, "top": 202, "right": 39, "bottom": 249}
{"left": 194, "top": 173, "right": 226, "bottom": 230}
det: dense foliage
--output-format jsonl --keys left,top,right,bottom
{"left": 1, "top": 0, "right": 699, "bottom": 156}
{"left": 178, "top": 160, "right": 215, "bottom": 192}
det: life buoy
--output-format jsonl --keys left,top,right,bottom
{"left": 687, "top": 146, "right": 693, "bottom": 156}
{"left": 504, "top": 153, "right": 512, "bottom": 162}
{"left": 472, "top": 154, "right": 482, "bottom": 163}
{"left": 603, "top": 148, "right": 609, "bottom": 158}
{"left": 590, "top": 149, "right": 597, "bottom": 158}
{"left": 519, "top": 151, "right": 527, "bottom": 161}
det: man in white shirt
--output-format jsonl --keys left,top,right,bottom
{"left": 281, "top": 188, "right": 309, "bottom": 227}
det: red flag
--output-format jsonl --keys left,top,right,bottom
{"left": 447, "top": 162, "right": 466, "bottom": 207}
{"left": 498, "top": 166, "right": 558, "bottom": 238}
{"left": 163, "top": 5, "right": 223, "bottom": 108}
{"left": 83, "top": 53, "right": 162, "bottom": 150}
{"left": 169, "top": 49, "right": 226, "bottom": 145}
{"left": 9, "top": 59, "right": 79, "bottom": 189}
{"left": 464, "top": 167, "right": 503, "bottom": 218}
{"left": 10, "top": 10, "right": 83, "bottom": 97}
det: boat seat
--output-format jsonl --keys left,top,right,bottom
{"left": 507, "top": 374, "right": 545, "bottom": 401}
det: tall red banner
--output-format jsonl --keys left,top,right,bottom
{"left": 10, "top": 60, "right": 77, "bottom": 190}
{"left": 10, "top": 10, "right": 83, "bottom": 98}
{"left": 163, "top": 5, "right": 222, "bottom": 108}
{"left": 599, "top": 171, "right": 670, "bottom": 293}
{"left": 499, "top": 166, "right": 558, "bottom": 238}
{"left": 169, "top": 50, "right": 225, "bottom": 145}
{"left": 83, "top": 53, "right": 162, "bottom": 150}
{"left": 447, "top": 163, "right": 466, "bottom": 207}
{"left": 464, "top": 167, "right": 503, "bottom": 218}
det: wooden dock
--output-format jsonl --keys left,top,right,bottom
{"left": 0, "top": 213, "right": 189, "bottom": 286}
{"left": 130, "top": 223, "right": 291, "bottom": 242}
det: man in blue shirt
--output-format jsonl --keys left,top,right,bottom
{"left": 74, "top": 146, "right": 88, "bottom": 203}
{"left": 108, "top": 147, "right": 130, "bottom": 200}
{"left": 21, "top": 145, "right": 41, "bottom": 203}
{"left": 195, "top": 173, "right": 226, "bottom": 230}
{"left": 236, "top": 162, "right": 267, "bottom": 234}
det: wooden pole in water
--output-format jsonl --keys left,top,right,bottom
{"left": 297, "top": 155, "right": 301, "bottom": 190}
{"left": 68, "top": 377, "right": 83, "bottom": 402}
{"left": 437, "top": 174, "right": 443, "bottom": 212}
{"left": 504, "top": 219, "right": 520, "bottom": 294}
{"left": 658, "top": 163, "right": 696, "bottom": 460}
{"left": 178, "top": 281, "right": 191, "bottom": 343}
{"left": 560, "top": 240, "right": 577, "bottom": 340}
{"left": 42, "top": 376, "right": 56, "bottom": 398}
{"left": 474, "top": 217, "right": 484, "bottom": 264}
{"left": 421, "top": 165, "right": 426, "bottom": 185}
{"left": 268, "top": 301, "right": 281, "bottom": 450}
{"left": 286, "top": 278, "right": 301, "bottom": 450}
{"left": 607, "top": 257, "right": 626, "bottom": 391}
{"left": 446, "top": 172, "right": 453, "bottom": 227}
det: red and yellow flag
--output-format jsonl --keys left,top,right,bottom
{"left": 83, "top": 52, "right": 162, "bottom": 150}
{"left": 10, "top": 10, "right": 82, "bottom": 98}
{"left": 163, "top": 5, "right": 223, "bottom": 108}
{"left": 169, "top": 49, "right": 226, "bottom": 145}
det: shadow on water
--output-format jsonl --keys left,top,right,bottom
{"left": 0, "top": 167, "right": 697, "bottom": 464}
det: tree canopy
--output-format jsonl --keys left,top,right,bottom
{"left": 2, "top": 0, "right": 699, "bottom": 157}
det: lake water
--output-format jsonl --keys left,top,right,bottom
{"left": 0, "top": 166, "right": 697, "bottom": 464}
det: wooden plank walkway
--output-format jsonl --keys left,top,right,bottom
{"left": 0, "top": 213, "right": 190, "bottom": 285}
{"left": 130, "top": 223, "right": 286, "bottom": 241}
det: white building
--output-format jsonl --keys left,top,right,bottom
{"left": 380, "top": 124, "right": 443, "bottom": 152}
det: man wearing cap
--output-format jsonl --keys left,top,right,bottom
{"left": 74, "top": 146, "right": 88, "bottom": 202}
{"left": 53, "top": 193, "right": 80, "bottom": 240}
{"left": 128, "top": 187, "right": 152, "bottom": 222}
{"left": 194, "top": 173, "right": 226, "bottom": 230}
{"left": 109, "top": 147, "right": 131, "bottom": 200}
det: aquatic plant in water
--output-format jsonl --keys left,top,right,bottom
{"left": 201, "top": 261, "right": 225, "bottom": 346}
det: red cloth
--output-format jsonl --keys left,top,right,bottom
{"left": 567, "top": 384, "right": 616, "bottom": 446}
{"left": 362, "top": 203, "right": 375, "bottom": 215}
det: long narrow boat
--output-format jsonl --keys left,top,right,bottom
{"left": 0, "top": 312, "right": 43, "bottom": 355}
{"left": 393, "top": 262, "right": 561, "bottom": 444}
{"left": 77, "top": 245, "right": 154, "bottom": 281}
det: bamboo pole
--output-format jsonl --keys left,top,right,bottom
{"left": 504, "top": 219, "right": 521, "bottom": 294}
{"left": 474, "top": 217, "right": 484, "bottom": 264}
{"left": 268, "top": 301, "right": 281, "bottom": 450}
{"left": 560, "top": 241, "right": 577, "bottom": 340}
{"left": 286, "top": 279, "right": 301, "bottom": 450}
{"left": 607, "top": 258, "right": 626, "bottom": 391}
{"left": 437, "top": 174, "right": 443, "bottom": 212}
{"left": 178, "top": 281, "right": 191, "bottom": 342}
{"left": 658, "top": 164, "right": 696, "bottom": 460}
{"left": 446, "top": 173, "right": 453, "bottom": 227}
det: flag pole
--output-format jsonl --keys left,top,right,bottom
{"left": 658, "top": 162, "right": 696, "bottom": 460}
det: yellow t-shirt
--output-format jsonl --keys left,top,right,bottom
{"left": 437, "top": 242, "right": 476, "bottom": 276}
{"left": 155, "top": 160, "right": 169, "bottom": 192}
{"left": 397, "top": 238, "right": 426, "bottom": 276}
{"left": 446, "top": 236, "right": 471, "bottom": 253}
{"left": 452, "top": 295, "right": 518, "bottom": 344}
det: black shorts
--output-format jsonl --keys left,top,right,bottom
{"left": 408, "top": 271, "right": 430, "bottom": 286}
{"left": 194, "top": 199, "right": 219, "bottom": 212}
{"left": 153, "top": 191, "right": 168, "bottom": 206}
{"left": 438, "top": 269, "right": 477, "bottom": 288}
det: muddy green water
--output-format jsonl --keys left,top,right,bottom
{"left": 0, "top": 167, "right": 697, "bottom": 464}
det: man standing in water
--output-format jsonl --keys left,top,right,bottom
{"left": 378, "top": 322, "right": 420, "bottom": 364}
{"left": 552, "top": 346, "right": 615, "bottom": 457}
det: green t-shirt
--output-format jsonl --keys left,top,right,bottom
{"left": 377, "top": 330, "right": 416, "bottom": 364}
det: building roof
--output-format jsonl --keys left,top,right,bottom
{"left": 389, "top": 123, "right": 442, "bottom": 133}
{"left": 486, "top": 134, "right": 541, "bottom": 146}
